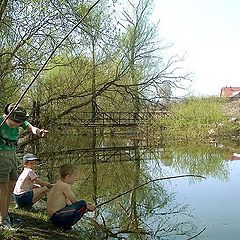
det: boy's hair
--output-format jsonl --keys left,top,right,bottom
{"left": 59, "top": 163, "right": 75, "bottom": 179}
{"left": 23, "top": 160, "right": 30, "bottom": 166}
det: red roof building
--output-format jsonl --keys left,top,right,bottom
{"left": 220, "top": 87, "right": 240, "bottom": 97}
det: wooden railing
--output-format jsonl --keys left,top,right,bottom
{"left": 51, "top": 111, "right": 166, "bottom": 127}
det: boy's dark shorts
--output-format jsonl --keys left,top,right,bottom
{"left": 13, "top": 191, "right": 34, "bottom": 208}
{"left": 0, "top": 151, "right": 18, "bottom": 182}
{"left": 50, "top": 200, "right": 87, "bottom": 228}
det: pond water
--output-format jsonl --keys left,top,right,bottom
{"left": 39, "top": 135, "right": 240, "bottom": 239}
{"left": 160, "top": 159, "right": 240, "bottom": 240}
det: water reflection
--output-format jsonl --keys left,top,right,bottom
{"left": 29, "top": 126, "right": 240, "bottom": 239}
{"left": 160, "top": 142, "right": 230, "bottom": 181}
{"left": 33, "top": 134, "right": 235, "bottom": 239}
{"left": 74, "top": 161, "right": 202, "bottom": 239}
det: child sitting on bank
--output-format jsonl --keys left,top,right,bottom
{"left": 13, "top": 153, "right": 53, "bottom": 210}
{"left": 46, "top": 163, "right": 96, "bottom": 230}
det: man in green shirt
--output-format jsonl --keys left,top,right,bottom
{"left": 0, "top": 104, "right": 48, "bottom": 231}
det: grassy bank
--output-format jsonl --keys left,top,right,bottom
{"left": 1, "top": 209, "right": 76, "bottom": 240}
{"left": 147, "top": 97, "right": 239, "bottom": 142}
{"left": 1, "top": 207, "right": 97, "bottom": 240}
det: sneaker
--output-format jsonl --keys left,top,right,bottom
{"left": 0, "top": 219, "right": 18, "bottom": 231}
{"left": 7, "top": 213, "right": 23, "bottom": 227}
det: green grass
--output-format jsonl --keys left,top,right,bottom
{"left": 1, "top": 209, "right": 77, "bottom": 240}
{"left": 1, "top": 207, "right": 100, "bottom": 240}
{"left": 147, "top": 97, "right": 239, "bottom": 142}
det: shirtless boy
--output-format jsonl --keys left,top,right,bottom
{"left": 46, "top": 163, "right": 96, "bottom": 230}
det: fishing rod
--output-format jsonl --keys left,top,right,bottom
{"left": 0, "top": 0, "right": 102, "bottom": 128}
{"left": 86, "top": 174, "right": 206, "bottom": 240}
{"left": 96, "top": 174, "right": 206, "bottom": 208}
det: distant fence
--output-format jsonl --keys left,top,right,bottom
{"left": 30, "top": 101, "right": 166, "bottom": 127}
{"left": 50, "top": 111, "right": 167, "bottom": 127}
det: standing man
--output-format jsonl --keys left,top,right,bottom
{"left": 0, "top": 103, "right": 48, "bottom": 230}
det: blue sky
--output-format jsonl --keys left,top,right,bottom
{"left": 153, "top": 0, "right": 240, "bottom": 96}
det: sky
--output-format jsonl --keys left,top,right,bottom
{"left": 153, "top": 0, "right": 240, "bottom": 96}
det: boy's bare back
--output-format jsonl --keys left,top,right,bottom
{"left": 46, "top": 179, "right": 77, "bottom": 217}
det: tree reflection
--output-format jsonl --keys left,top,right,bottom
{"left": 72, "top": 143, "right": 204, "bottom": 239}
{"left": 160, "top": 142, "right": 230, "bottom": 181}
{"left": 34, "top": 133, "right": 228, "bottom": 239}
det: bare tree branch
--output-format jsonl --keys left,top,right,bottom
{"left": 96, "top": 174, "right": 206, "bottom": 208}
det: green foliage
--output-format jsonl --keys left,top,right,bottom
{"left": 1, "top": 0, "right": 189, "bottom": 125}
{"left": 151, "top": 97, "right": 236, "bottom": 142}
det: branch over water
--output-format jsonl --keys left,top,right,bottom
{"left": 97, "top": 174, "right": 206, "bottom": 208}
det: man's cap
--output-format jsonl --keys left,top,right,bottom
{"left": 5, "top": 104, "right": 28, "bottom": 123}
{"left": 23, "top": 153, "right": 41, "bottom": 161}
